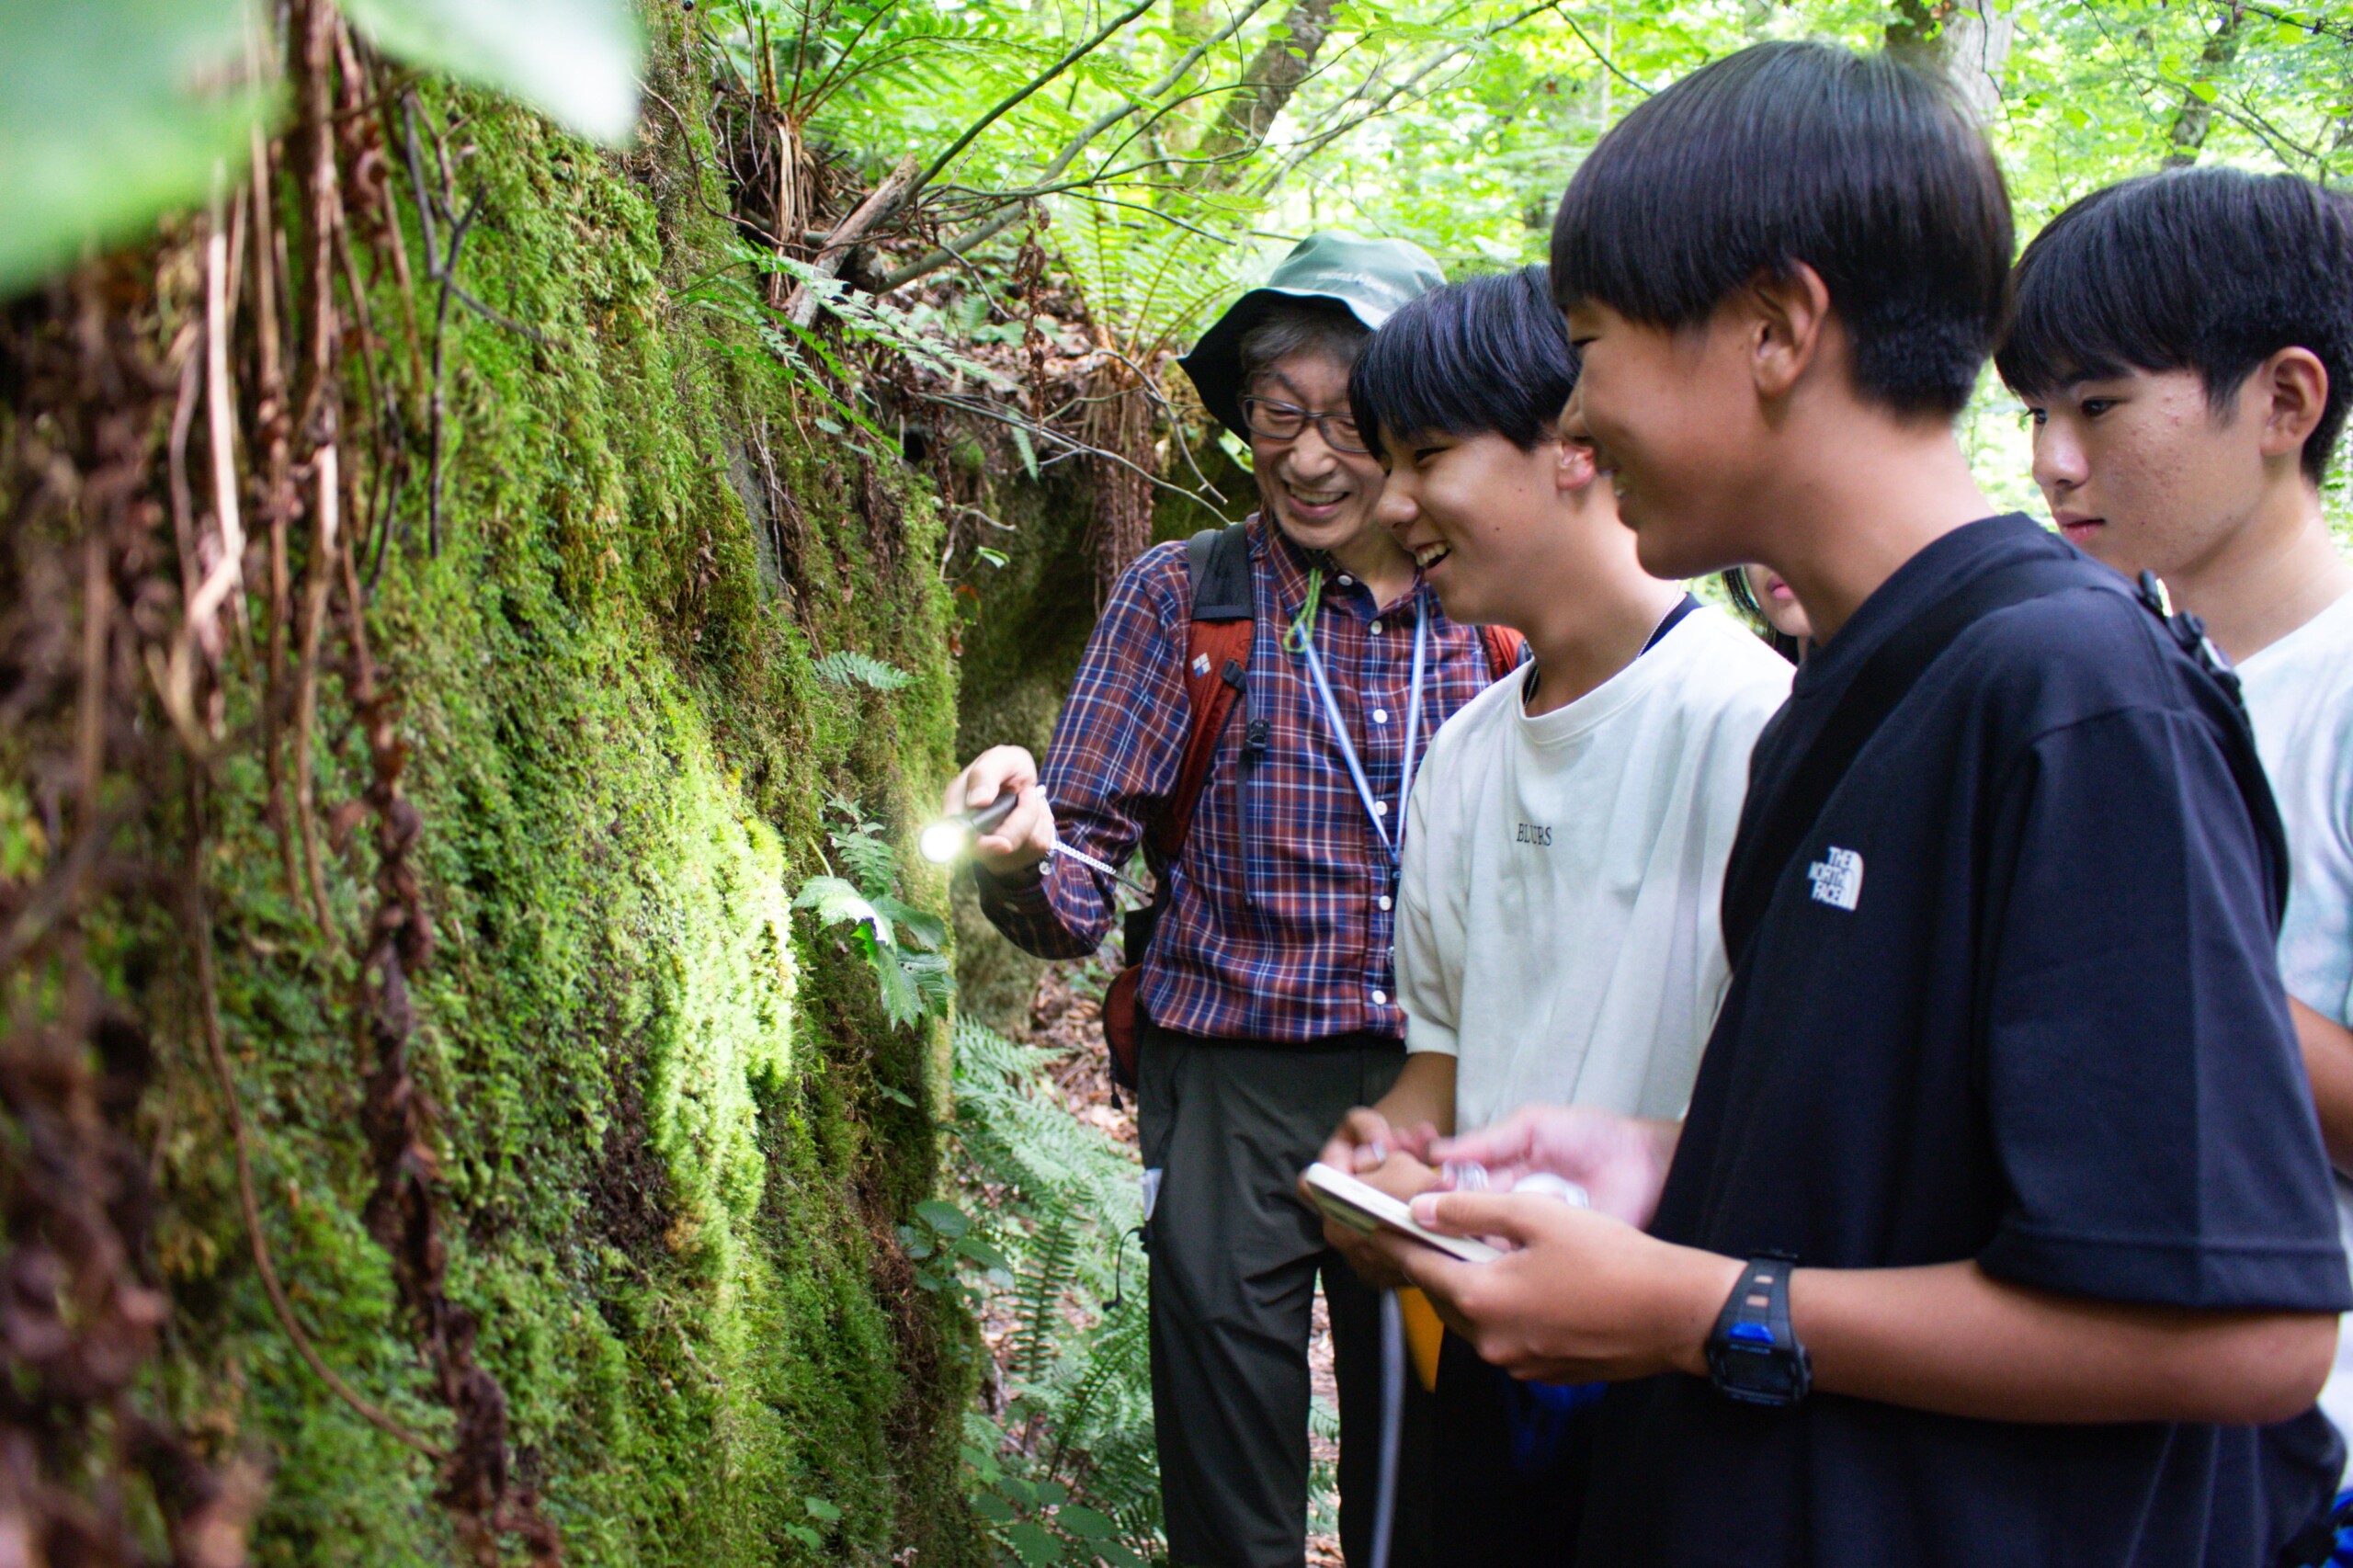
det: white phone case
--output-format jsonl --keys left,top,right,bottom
{"left": 1302, "top": 1162, "right": 1501, "bottom": 1265}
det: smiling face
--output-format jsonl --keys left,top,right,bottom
{"left": 1247, "top": 354, "right": 1390, "bottom": 556}
{"left": 2024, "top": 366, "right": 2266, "bottom": 579}
{"left": 1372, "top": 426, "right": 1569, "bottom": 628}
{"left": 1560, "top": 298, "right": 1763, "bottom": 579}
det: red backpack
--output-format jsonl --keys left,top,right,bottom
{"left": 1099, "top": 524, "right": 1526, "bottom": 1086}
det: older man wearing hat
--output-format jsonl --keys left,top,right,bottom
{"left": 944, "top": 234, "right": 1517, "bottom": 1567}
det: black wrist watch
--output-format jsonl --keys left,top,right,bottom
{"left": 1706, "top": 1253, "right": 1812, "bottom": 1407}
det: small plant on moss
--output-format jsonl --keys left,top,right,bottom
{"left": 783, "top": 1495, "right": 845, "bottom": 1552}
{"left": 796, "top": 795, "right": 954, "bottom": 1026}
{"left": 901, "top": 1197, "right": 1015, "bottom": 1302}
{"left": 811, "top": 649, "right": 915, "bottom": 692}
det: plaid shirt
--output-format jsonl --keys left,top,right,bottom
{"left": 976, "top": 520, "right": 1506, "bottom": 1042}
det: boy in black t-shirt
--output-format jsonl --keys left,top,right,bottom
{"left": 1357, "top": 40, "right": 2351, "bottom": 1568}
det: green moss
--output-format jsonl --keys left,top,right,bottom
{"left": 122, "top": 10, "right": 981, "bottom": 1562}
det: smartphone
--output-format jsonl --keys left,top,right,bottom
{"left": 1302, "top": 1162, "right": 1501, "bottom": 1265}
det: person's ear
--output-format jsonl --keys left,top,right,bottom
{"left": 1744, "top": 263, "right": 1833, "bottom": 401}
{"left": 2252, "top": 347, "right": 2329, "bottom": 465}
{"left": 1554, "top": 437, "right": 1599, "bottom": 496}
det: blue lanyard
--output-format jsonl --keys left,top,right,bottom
{"left": 1290, "top": 576, "right": 1427, "bottom": 865}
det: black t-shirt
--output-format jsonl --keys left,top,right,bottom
{"left": 1577, "top": 517, "right": 2351, "bottom": 1568}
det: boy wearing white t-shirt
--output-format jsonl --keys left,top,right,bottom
{"left": 2000, "top": 167, "right": 2353, "bottom": 1477}
{"left": 1307, "top": 266, "right": 1790, "bottom": 1562}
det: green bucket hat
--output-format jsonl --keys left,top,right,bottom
{"left": 1179, "top": 231, "right": 1446, "bottom": 441}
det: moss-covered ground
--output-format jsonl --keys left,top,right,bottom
{"left": 61, "top": 12, "right": 982, "bottom": 1562}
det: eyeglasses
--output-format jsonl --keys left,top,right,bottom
{"left": 1241, "top": 396, "right": 1370, "bottom": 456}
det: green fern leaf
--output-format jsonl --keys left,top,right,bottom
{"left": 812, "top": 649, "right": 915, "bottom": 692}
{"left": 793, "top": 875, "right": 885, "bottom": 940}
{"left": 833, "top": 830, "right": 903, "bottom": 900}
{"left": 870, "top": 892, "right": 947, "bottom": 949}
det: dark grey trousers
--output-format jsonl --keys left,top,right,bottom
{"left": 1137, "top": 1017, "right": 1437, "bottom": 1568}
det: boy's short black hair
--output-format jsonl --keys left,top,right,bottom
{"left": 1996, "top": 167, "right": 2353, "bottom": 483}
{"left": 1550, "top": 40, "right": 2013, "bottom": 419}
{"left": 1347, "top": 266, "right": 1579, "bottom": 460}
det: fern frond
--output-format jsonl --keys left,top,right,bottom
{"left": 811, "top": 649, "right": 916, "bottom": 691}
{"left": 833, "top": 829, "right": 903, "bottom": 900}
{"left": 793, "top": 874, "right": 882, "bottom": 937}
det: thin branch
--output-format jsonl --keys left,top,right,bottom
{"left": 1265, "top": 0, "right": 1552, "bottom": 184}
{"left": 445, "top": 280, "right": 547, "bottom": 343}
{"left": 1051, "top": 190, "right": 1238, "bottom": 244}
{"left": 785, "top": 152, "right": 923, "bottom": 328}
{"left": 881, "top": 0, "right": 1271, "bottom": 289}
{"left": 881, "top": 202, "right": 1036, "bottom": 293}
{"left": 907, "top": 0, "right": 1157, "bottom": 202}
{"left": 1552, "top": 4, "right": 1652, "bottom": 97}
{"left": 915, "top": 389, "right": 1222, "bottom": 513}
{"left": 291, "top": 442, "right": 337, "bottom": 937}
{"left": 400, "top": 95, "right": 439, "bottom": 267}
{"left": 426, "top": 205, "right": 476, "bottom": 559}
{"left": 188, "top": 802, "right": 443, "bottom": 1462}
{"left": 1247, "top": 8, "right": 1547, "bottom": 198}
{"left": 798, "top": 0, "right": 908, "bottom": 110}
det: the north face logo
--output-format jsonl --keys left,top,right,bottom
{"left": 1807, "top": 847, "right": 1864, "bottom": 912}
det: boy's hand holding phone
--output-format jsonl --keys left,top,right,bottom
{"left": 1370, "top": 1190, "right": 1740, "bottom": 1386}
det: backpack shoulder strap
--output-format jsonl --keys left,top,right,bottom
{"left": 2129, "top": 570, "right": 2291, "bottom": 930}
{"left": 1479, "top": 624, "right": 1528, "bottom": 682}
{"left": 1719, "top": 554, "right": 2093, "bottom": 971}
{"left": 1188, "top": 522, "right": 1254, "bottom": 620}
{"left": 1154, "top": 525, "right": 1255, "bottom": 863}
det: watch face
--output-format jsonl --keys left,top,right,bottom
{"left": 1712, "top": 1343, "right": 1803, "bottom": 1404}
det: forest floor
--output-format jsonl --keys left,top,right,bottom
{"left": 996, "top": 965, "right": 1347, "bottom": 1567}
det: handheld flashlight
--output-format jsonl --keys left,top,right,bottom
{"left": 920, "top": 789, "right": 1151, "bottom": 897}
{"left": 920, "top": 793, "right": 1017, "bottom": 865}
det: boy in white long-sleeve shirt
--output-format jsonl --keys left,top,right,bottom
{"left": 1999, "top": 166, "right": 2353, "bottom": 1490}
{"left": 1306, "top": 266, "right": 1790, "bottom": 1562}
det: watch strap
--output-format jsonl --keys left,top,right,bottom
{"left": 1707, "top": 1252, "right": 1811, "bottom": 1406}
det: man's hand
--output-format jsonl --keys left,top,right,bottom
{"left": 1302, "top": 1108, "right": 1442, "bottom": 1290}
{"left": 1430, "top": 1105, "right": 1681, "bottom": 1227}
{"left": 1314, "top": 1106, "right": 1445, "bottom": 1178}
{"left": 943, "top": 746, "right": 1056, "bottom": 877}
{"left": 1370, "top": 1191, "right": 1739, "bottom": 1384}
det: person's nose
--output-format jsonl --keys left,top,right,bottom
{"left": 2031, "top": 415, "right": 2086, "bottom": 503}
{"left": 1558, "top": 386, "right": 1591, "bottom": 445}
{"left": 1282, "top": 420, "right": 1342, "bottom": 480}
{"left": 1374, "top": 470, "right": 1418, "bottom": 533}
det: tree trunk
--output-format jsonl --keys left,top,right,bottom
{"left": 2165, "top": 1, "right": 2247, "bottom": 166}
{"left": 1885, "top": 0, "right": 2014, "bottom": 122}
{"left": 1188, "top": 0, "right": 1340, "bottom": 184}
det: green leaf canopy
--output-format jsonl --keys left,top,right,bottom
{"left": 0, "top": 0, "right": 273, "bottom": 295}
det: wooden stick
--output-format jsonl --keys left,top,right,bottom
{"left": 782, "top": 153, "right": 920, "bottom": 329}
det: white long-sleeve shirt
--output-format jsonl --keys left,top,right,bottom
{"left": 1398, "top": 604, "right": 1790, "bottom": 1133}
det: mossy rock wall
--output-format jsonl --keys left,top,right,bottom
{"left": 2, "top": 14, "right": 980, "bottom": 1564}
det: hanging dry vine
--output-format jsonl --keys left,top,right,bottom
{"left": 1077, "top": 343, "right": 1159, "bottom": 604}
{"left": 0, "top": 265, "right": 263, "bottom": 1566}
{"left": 0, "top": 1, "right": 563, "bottom": 1557}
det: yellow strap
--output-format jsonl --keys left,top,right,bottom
{"left": 1398, "top": 1288, "right": 1445, "bottom": 1394}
